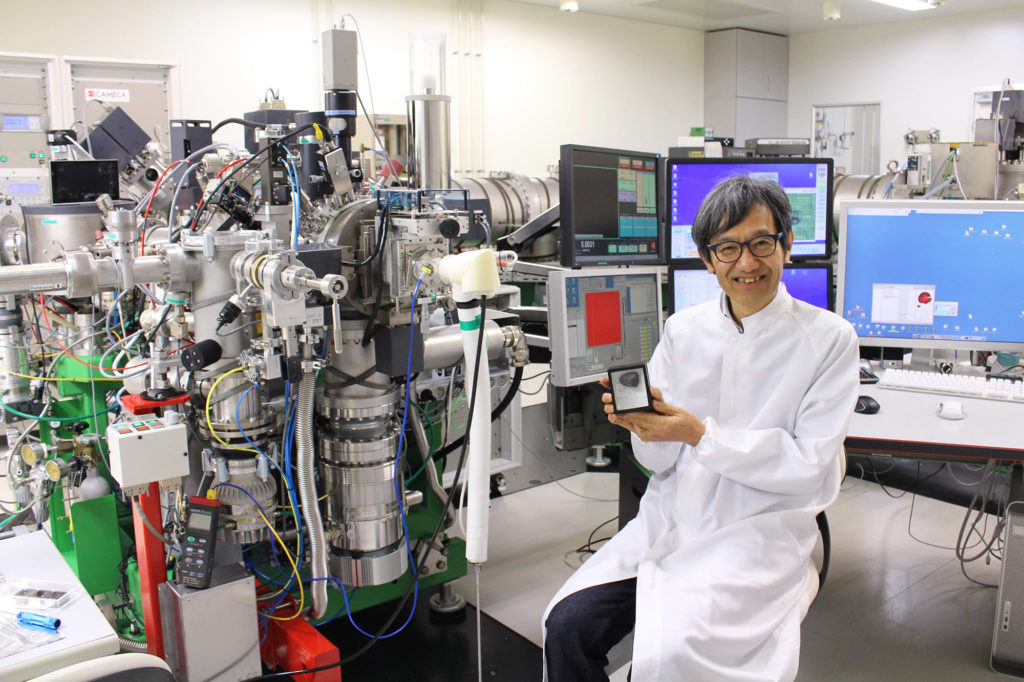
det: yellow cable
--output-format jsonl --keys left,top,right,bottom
{"left": 253, "top": 503, "right": 305, "bottom": 620}
{"left": 0, "top": 367, "right": 92, "bottom": 383}
{"left": 204, "top": 367, "right": 259, "bottom": 455}
{"left": 206, "top": 367, "right": 305, "bottom": 604}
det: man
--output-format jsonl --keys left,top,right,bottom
{"left": 543, "top": 175, "right": 859, "bottom": 681}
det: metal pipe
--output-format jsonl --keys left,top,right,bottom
{"left": 422, "top": 321, "right": 504, "bottom": 370}
{"left": 0, "top": 263, "right": 67, "bottom": 295}
{"left": 409, "top": 402, "right": 454, "bottom": 524}
{"left": 297, "top": 372, "right": 329, "bottom": 618}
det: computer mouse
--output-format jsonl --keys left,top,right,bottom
{"left": 855, "top": 395, "right": 880, "bottom": 414}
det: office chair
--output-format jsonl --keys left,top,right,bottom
{"left": 26, "top": 652, "right": 174, "bottom": 682}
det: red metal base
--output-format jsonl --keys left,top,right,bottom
{"left": 122, "top": 392, "right": 190, "bottom": 416}
{"left": 133, "top": 483, "right": 166, "bottom": 658}
{"left": 259, "top": 615, "right": 341, "bottom": 681}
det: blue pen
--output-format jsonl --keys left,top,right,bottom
{"left": 17, "top": 611, "right": 60, "bottom": 630}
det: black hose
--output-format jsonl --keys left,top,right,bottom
{"left": 211, "top": 117, "right": 268, "bottom": 134}
{"left": 434, "top": 364, "right": 524, "bottom": 461}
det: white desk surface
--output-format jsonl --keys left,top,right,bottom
{"left": 847, "top": 381, "right": 1024, "bottom": 459}
{"left": 0, "top": 531, "right": 119, "bottom": 681}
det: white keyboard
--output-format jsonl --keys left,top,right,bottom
{"left": 877, "top": 368, "right": 1024, "bottom": 402}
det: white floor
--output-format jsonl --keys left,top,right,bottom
{"left": 458, "top": 470, "right": 1013, "bottom": 681}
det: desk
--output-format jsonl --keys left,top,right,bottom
{"left": 0, "top": 531, "right": 119, "bottom": 681}
{"left": 846, "top": 383, "right": 1024, "bottom": 462}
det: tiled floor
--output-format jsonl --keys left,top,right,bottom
{"left": 460, "top": 469, "right": 1011, "bottom": 681}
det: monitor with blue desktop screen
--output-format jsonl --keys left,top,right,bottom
{"left": 837, "top": 200, "right": 1024, "bottom": 353}
{"left": 667, "top": 158, "right": 833, "bottom": 261}
{"left": 670, "top": 264, "right": 833, "bottom": 315}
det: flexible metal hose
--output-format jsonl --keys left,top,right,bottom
{"left": 118, "top": 635, "right": 147, "bottom": 653}
{"left": 297, "top": 373, "right": 329, "bottom": 617}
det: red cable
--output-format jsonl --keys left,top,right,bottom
{"left": 38, "top": 295, "right": 148, "bottom": 371}
{"left": 141, "top": 160, "right": 188, "bottom": 253}
{"left": 192, "top": 157, "right": 249, "bottom": 224}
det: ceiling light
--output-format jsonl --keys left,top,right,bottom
{"left": 869, "top": 0, "right": 941, "bottom": 11}
{"left": 560, "top": 0, "right": 579, "bottom": 11}
{"left": 823, "top": 1, "right": 841, "bottom": 20}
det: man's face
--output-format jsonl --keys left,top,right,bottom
{"left": 699, "top": 203, "right": 790, "bottom": 321}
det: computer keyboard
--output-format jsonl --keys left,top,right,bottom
{"left": 877, "top": 368, "right": 1024, "bottom": 402}
{"left": 859, "top": 367, "right": 879, "bottom": 384}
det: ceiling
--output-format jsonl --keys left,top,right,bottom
{"left": 507, "top": 0, "right": 1023, "bottom": 35}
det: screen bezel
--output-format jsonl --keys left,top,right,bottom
{"left": 558, "top": 144, "right": 665, "bottom": 269}
{"left": 669, "top": 262, "right": 834, "bottom": 315}
{"left": 547, "top": 265, "right": 665, "bottom": 387}
{"left": 665, "top": 156, "right": 835, "bottom": 264}
{"left": 837, "top": 199, "right": 1024, "bottom": 353}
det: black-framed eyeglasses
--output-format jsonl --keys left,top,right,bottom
{"left": 707, "top": 233, "right": 784, "bottom": 263}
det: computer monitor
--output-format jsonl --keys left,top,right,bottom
{"left": 837, "top": 199, "right": 1024, "bottom": 353}
{"left": 669, "top": 263, "right": 833, "bottom": 315}
{"left": 49, "top": 160, "right": 119, "bottom": 204}
{"left": 558, "top": 144, "right": 663, "bottom": 268}
{"left": 547, "top": 267, "right": 664, "bottom": 387}
{"left": 666, "top": 157, "right": 833, "bottom": 262}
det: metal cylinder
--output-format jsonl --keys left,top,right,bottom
{"left": 832, "top": 173, "right": 896, "bottom": 226}
{"left": 0, "top": 262, "right": 68, "bottom": 295}
{"left": 423, "top": 321, "right": 504, "bottom": 370}
{"left": 295, "top": 111, "right": 334, "bottom": 203}
{"left": 181, "top": 233, "right": 250, "bottom": 358}
{"left": 324, "top": 91, "right": 356, "bottom": 164}
{"left": 406, "top": 96, "right": 452, "bottom": 190}
{"left": 215, "top": 458, "right": 278, "bottom": 544}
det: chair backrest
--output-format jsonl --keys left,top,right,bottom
{"left": 26, "top": 652, "right": 174, "bottom": 682}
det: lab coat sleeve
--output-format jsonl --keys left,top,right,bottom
{"left": 632, "top": 316, "right": 685, "bottom": 476}
{"left": 690, "top": 324, "right": 859, "bottom": 496}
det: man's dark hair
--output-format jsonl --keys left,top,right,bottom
{"left": 690, "top": 174, "right": 793, "bottom": 263}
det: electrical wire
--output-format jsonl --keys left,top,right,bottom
{"left": 235, "top": 384, "right": 302, "bottom": 561}
{"left": 215, "top": 482, "right": 304, "bottom": 620}
{"left": 188, "top": 123, "right": 315, "bottom": 232}
{"left": 205, "top": 366, "right": 259, "bottom": 455}
{"left": 255, "top": 298, "right": 493, "bottom": 680}
{"left": 336, "top": 272, "right": 427, "bottom": 642}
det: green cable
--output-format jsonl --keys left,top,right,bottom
{"left": 0, "top": 399, "right": 117, "bottom": 423}
{"left": 404, "top": 402, "right": 437, "bottom": 485}
{"left": 0, "top": 513, "right": 22, "bottom": 529}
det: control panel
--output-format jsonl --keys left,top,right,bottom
{"left": 106, "top": 417, "right": 190, "bottom": 496}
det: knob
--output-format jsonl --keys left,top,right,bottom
{"left": 181, "top": 339, "right": 223, "bottom": 372}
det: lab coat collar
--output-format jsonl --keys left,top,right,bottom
{"left": 718, "top": 282, "right": 792, "bottom": 335}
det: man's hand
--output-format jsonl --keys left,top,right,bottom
{"left": 600, "top": 377, "right": 706, "bottom": 447}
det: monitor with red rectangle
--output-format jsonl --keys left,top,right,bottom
{"left": 547, "top": 267, "right": 664, "bottom": 387}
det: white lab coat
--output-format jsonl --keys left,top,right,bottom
{"left": 543, "top": 283, "right": 859, "bottom": 681}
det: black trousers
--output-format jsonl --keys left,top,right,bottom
{"left": 544, "top": 578, "right": 637, "bottom": 682}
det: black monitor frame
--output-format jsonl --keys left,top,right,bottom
{"left": 558, "top": 144, "right": 664, "bottom": 269}
{"left": 49, "top": 159, "right": 120, "bottom": 204}
{"left": 665, "top": 156, "right": 834, "bottom": 264}
{"left": 669, "top": 261, "right": 834, "bottom": 315}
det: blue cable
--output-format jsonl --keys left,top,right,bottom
{"left": 338, "top": 274, "right": 425, "bottom": 640}
{"left": 280, "top": 146, "right": 301, "bottom": 249}
{"left": 215, "top": 482, "right": 298, "bottom": 593}
{"left": 236, "top": 385, "right": 303, "bottom": 571}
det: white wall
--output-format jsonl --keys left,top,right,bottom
{"left": 482, "top": 1, "right": 704, "bottom": 175}
{"left": 788, "top": 7, "right": 1024, "bottom": 174}
{"left": 0, "top": 0, "right": 704, "bottom": 177}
